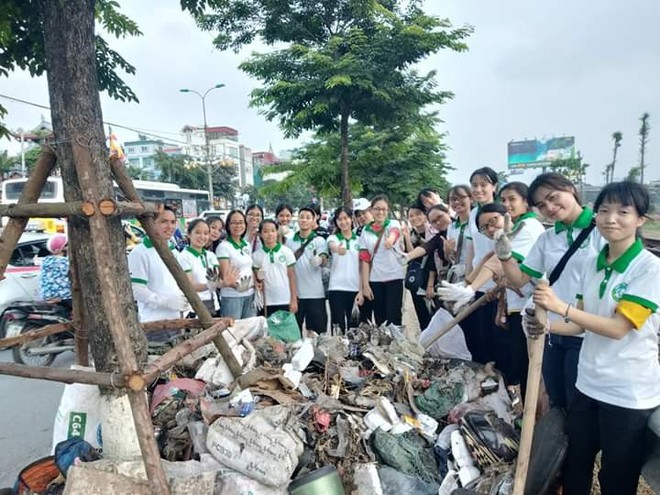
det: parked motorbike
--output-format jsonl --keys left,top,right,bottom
{"left": 1, "top": 300, "right": 73, "bottom": 367}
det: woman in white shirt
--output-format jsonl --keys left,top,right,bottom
{"left": 327, "top": 206, "right": 360, "bottom": 332}
{"left": 531, "top": 181, "right": 659, "bottom": 495}
{"left": 358, "top": 194, "right": 404, "bottom": 326}
{"left": 179, "top": 218, "right": 220, "bottom": 314}
{"left": 216, "top": 210, "right": 255, "bottom": 319}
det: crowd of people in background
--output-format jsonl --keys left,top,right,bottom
{"left": 123, "top": 166, "right": 659, "bottom": 495}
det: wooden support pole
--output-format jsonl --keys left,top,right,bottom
{"left": 69, "top": 245, "right": 89, "bottom": 366}
{"left": 0, "top": 322, "right": 73, "bottom": 349}
{"left": 74, "top": 149, "right": 169, "bottom": 494}
{"left": 0, "top": 150, "right": 57, "bottom": 281}
{"left": 141, "top": 317, "right": 231, "bottom": 333}
{"left": 142, "top": 320, "right": 229, "bottom": 384}
{"left": 0, "top": 362, "right": 128, "bottom": 388}
{"left": 110, "top": 158, "right": 243, "bottom": 377}
{"left": 0, "top": 200, "right": 158, "bottom": 218}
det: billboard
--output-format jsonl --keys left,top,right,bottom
{"left": 507, "top": 136, "right": 575, "bottom": 169}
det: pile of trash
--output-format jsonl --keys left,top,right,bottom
{"left": 19, "top": 315, "right": 535, "bottom": 495}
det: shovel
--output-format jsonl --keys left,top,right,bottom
{"left": 512, "top": 284, "right": 548, "bottom": 495}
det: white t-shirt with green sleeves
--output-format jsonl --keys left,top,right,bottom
{"left": 179, "top": 246, "right": 219, "bottom": 302}
{"left": 252, "top": 243, "right": 296, "bottom": 306}
{"left": 576, "top": 240, "right": 660, "bottom": 410}
{"left": 216, "top": 237, "right": 254, "bottom": 298}
{"left": 520, "top": 207, "right": 603, "bottom": 323}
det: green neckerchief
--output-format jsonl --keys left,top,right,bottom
{"left": 453, "top": 217, "right": 469, "bottom": 229}
{"left": 365, "top": 218, "right": 390, "bottom": 235}
{"left": 227, "top": 236, "right": 248, "bottom": 252}
{"left": 337, "top": 231, "right": 357, "bottom": 250}
{"left": 143, "top": 237, "right": 176, "bottom": 250}
{"left": 293, "top": 231, "right": 316, "bottom": 243}
{"left": 262, "top": 242, "right": 282, "bottom": 263}
{"left": 513, "top": 211, "right": 537, "bottom": 229}
{"left": 185, "top": 246, "right": 209, "bottom": 268}
{"left": 554, "top": 206, "right": 593, "bottom": 244}
{"left": 596, "top": 239, "right": 643, "bottom": 298}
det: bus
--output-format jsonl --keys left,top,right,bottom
{"left": 1, "top": 176, "right": 211, "bottom": 232}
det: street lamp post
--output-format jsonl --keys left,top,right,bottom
{"left": 179, "top": 83, "right": 225, "bottom": 206}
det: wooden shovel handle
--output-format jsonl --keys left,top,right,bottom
{"left": 513, "top": 292, "right": 548, "bottom": 495}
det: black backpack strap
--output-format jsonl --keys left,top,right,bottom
{"left": 548, "top": 219, "right": 596, "bottom": 286}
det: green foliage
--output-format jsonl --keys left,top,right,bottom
{"left": 126, "top": 162, "right": 149, "bottom": 180}
{"left": 270, "top": 115, "right": 451, "bottom": 207}
{"left": 627, "top": 166, "right": 641, "bottom": 182}
{"left": 0, "top": 0, "right": 141, "bottom": 136}
{"left": 187, "top": 0, "right": 471, "bottom": 203}
{"left": 258, "top": 176, "right": 315, "bottom": 212}
{"left": 550, "top": 156, "right": 588, "bottom": 184}
{"left": 212, "top": 163, "right": 237, "bottom": 201}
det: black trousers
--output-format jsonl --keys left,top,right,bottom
{"left": 563, "top": 390, "right": 655, "bottom": 495}
{"left": 494, "top": 312, "right": 529, "bottom": 393}
{"left": 266, "top": 304, "right": 289, "bottom": 316}
{"left": 371, "top": 280, "right": 404, "bottom": 326}
{"left": 409, "top": 288, "right": 432, "bottom": 331}
{"left": 328, "top": 290, "right": 357, "bottom": 332}
{"left": 543, "top": 334, "right": 582, "bottom": 409}
{"left": 459, "top": 292, "right": 497, "bottom": 364}
{"left": 296, "top": 298, "right": 327, "bottom": 333}
{"left": 359, "top": 297, "right": 374, "bottom": 323}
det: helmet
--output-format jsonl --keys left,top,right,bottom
{"left": 352, "top": 198, "right": 370, "bottom": 212}
{"left": 47, "top": 234, "right": 68, "bottom": 254}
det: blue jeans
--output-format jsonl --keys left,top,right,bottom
{"left": 542, "top": 334, "right": 582, "bottom": 409}
{"left": 220, "top": 295, "right": 255, "bottom": 320}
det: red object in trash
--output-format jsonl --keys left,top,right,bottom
{"left": 150, "top": 378, "right": 206, "bottom": 415}
{"left": 311, "top": 405, "right": 331, "bottom": 433}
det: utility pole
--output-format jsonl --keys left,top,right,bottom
{"left": 639, "top": 113, "right": 650, "bottom": 185}
{"left": 179, "top": 84, "right": 225, "bottom": 206}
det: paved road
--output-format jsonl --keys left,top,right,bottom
{"left": 0, "top": 349, "right": 74, "bottom": 487}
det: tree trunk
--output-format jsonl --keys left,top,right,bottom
{"left": 339, "top": 103, "right": 352, "bottom": 209}
{"left": 38, "top": 0, "right": 147, "bottom": 372}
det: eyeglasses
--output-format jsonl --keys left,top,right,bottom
{"left": 478, "top": 217, "right": 501, "bottom": 233}
{"left": 449, "top": 195, "right": 469, "bottom": 202}
{"left": 372, "top": 207, "right": 388, "bottom": 212}
{"left": 229, "top": 221, "right": 245, "bottom": 226}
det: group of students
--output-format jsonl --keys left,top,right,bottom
{"left": 397, "top": 168, "right": 658, "bottom": 495}
{"left": 126, "top": 169, "right": 659, "bottom": 494}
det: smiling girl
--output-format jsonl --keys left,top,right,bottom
{"left": 530, "top": 181, "right": 659, "bottom": 495}
{"left": 252, "top": 219, "right": 298, "bottom": 316}
{"left": 179, "top": 218, "right": 220, "bottom": 314}
{"left": 498, "top": 172, "right": 603, "bottom": 410}
{"left": 327, "top": 206, "right": 360, "bottom": 332}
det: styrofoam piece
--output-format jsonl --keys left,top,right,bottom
{"left": 290, "top": 340, "right": 314, "bottom": 371}
{"left": 353, "top": 463, "right": 384, "bottom": 495}
{"left": 450, "top": 430, "right": 474, "bottom": 468}
{"left": 438, "top": 470, "right": 459, "bottom": 495}
{"left": 364, "top": 409, "right": 393, "bottom": 432}
{"left": 282, "top": 363, "right": 302, "bottom": 388}
{"left": 458, "top": 465, "right": 481, "bottom": 487}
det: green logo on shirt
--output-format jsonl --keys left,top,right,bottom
{"left": 612, "top": 282, "right": 627, "bottom": 301}
{"left": 278, "top": 255, "right": 286, "bottom": 262}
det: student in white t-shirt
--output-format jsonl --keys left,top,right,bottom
{"left": 530, "top": 181, "right": 660, "bottom": 495}
{"left": 252, "top": 219, "right": 298, "bottom": 316}
{"left": 444, "top": 184, "right": 473, "bottom": 282}
{"left": 358, "top": 194, "right": 404, "bottom": 326}
{"left": 454, "top": 167, "right": 500, "bottom": 365}
{"left": 289, "top": 206, "right": 329, "bottom": 333}
{"left": 275, "top": 203, "right": 295, "bottom": 245}
{"left": 497, "top": 172, "right": 603, "bottom": 410}
{"left": 327, "top": 206, "right": 360, "bottom": 332}
{"left": 216, "top": 210, "right": 255, "bottom": 319}
{"left": 178, "top": 218, "right": 220, "bottom": 314}
{"left": 245, "top": 204, "right": 264, "bottom": 253}
{"left": 128, "top": 206, "right": 188, "bottom": 341}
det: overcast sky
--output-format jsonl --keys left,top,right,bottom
{"left": 1, "top": 0, "right": 659, "bottom": 186}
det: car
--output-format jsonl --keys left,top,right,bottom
{"left": 0, "top": 233, "right": 51, "bottom": 337}
{"left": 200, "top": 210, "right": 230, "bottom": 220}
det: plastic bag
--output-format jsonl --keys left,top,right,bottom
{"left": 52, "top": 366, "right": 102, "bottom": 452}
{"left": 267, "top": 310, "right": 301, "bottom": 343}
{"left": 418, "top": 308, "right": 472, "bottom": 361}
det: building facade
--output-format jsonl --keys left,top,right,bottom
{"left": 124, "top": 134, "right": 182, "bottom": 180}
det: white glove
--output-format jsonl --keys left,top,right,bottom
{"left": 493, "top": 229, "right": 513, "bottom": 261}
{"left": 447, "top": 263, "right": 466, "bottom": 283}
{"left": 235, "top": 275, "right": 252, "bottom": 293}
{"left": 278, "top": 225, "right": 290, "bottom": 238}
{"left": 148, "top": 293, "right": 190, "bottom": 312}
{"left": 436, "top": 281, "right": 475, "bottom": 313}
{"left": 392, "top": 246, "right": 409, "bottom": 266}
{"left": 310, "top": 255, "right": 324, "bottom": 267}
{"left": 522, "top": 306, "right": 547, "bottom": 339}
{"left": 253, "top": 290, "right": 264, "bottom": 311}
{"left": 206, "top": 280, "right": 218, "bottom": 292}
{"left": 256, "top": 268, "right": 267, "bottom": 281}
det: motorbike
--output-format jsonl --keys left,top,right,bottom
{"left": 1, "top": 300, "right": 74, "bottom": 367}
